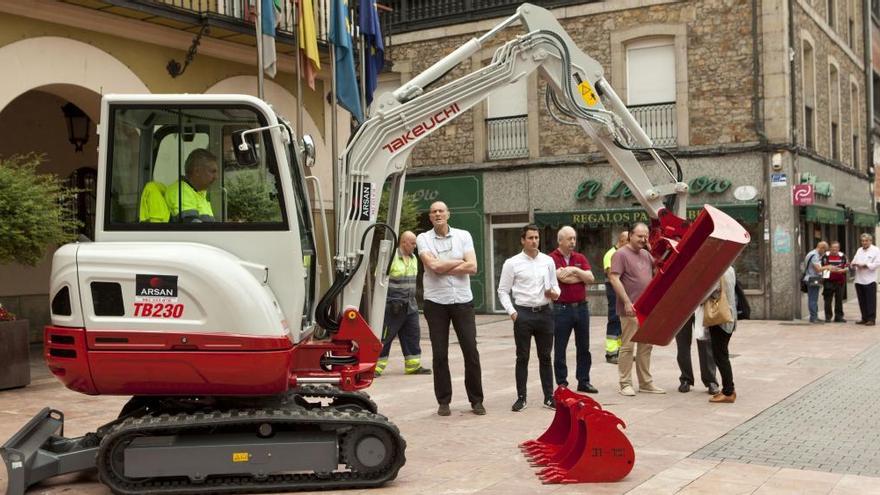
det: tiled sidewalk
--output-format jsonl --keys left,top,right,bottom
{"left": 2, "top": 296, "right": 880, "bottom": 494}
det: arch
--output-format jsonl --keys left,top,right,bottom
{"left": 206, "top": 76, "right": 331, "bottom": 207}
{"left": 0, "top": 37, "right": 149, "bottom": 118}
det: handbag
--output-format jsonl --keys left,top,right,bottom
{"left": 703, "top": 283, "right": 733, "bottom": 327}
{"left": 800, "top": 253, "right": 817, "bottom": 293}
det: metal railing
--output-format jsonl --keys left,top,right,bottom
{"left": 153, "top": 0, "right": 331, "bottom": 41}
{"left": 487, "top": 115, "right": 529, "bottom": 160}
{"left": 386, "top": 0, "right": 599, "bottom": 33}
{"left": 627, "top": 102, "right": 677, "bottom": 148}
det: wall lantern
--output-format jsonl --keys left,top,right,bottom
{"left": 61, "top": 102, "right": 90, "bottom": 152}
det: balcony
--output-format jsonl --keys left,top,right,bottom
{"left": 58, "top": 0, "right": 333, "bottom": 50}
{"left": 386, "top": 0, "right": 601, "bottom": 34}
{"left": 487, "top": 115, "right": 529, "bottom": 160}
{"left": 628, "top": 102, "right": 677, "bottom": 148}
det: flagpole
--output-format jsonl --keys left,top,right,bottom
{"left": 294, "top": 0, "right": 304, "bottom": 142}
{"left": 256, "top": 0, "right": 265, "bottom": 100}
{"left": 330, "top": 47, "right": 339, "bottom": 244}
{"left": 356, "top": 1, "right": 367, "bottom": 118}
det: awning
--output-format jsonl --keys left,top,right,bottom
{"left": 534, "top": 202, "right": 761, "bottom": 228}
{"left": 852, "top": 211, "right": 879, "bottom": 227}
{"left": 804, "top": 205, "right": 846, "bottom": 225}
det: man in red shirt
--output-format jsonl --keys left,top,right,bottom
{"left": 821, "top": 241, "right": 848, "bottom": 322}
{"left": 549, "top": 226, "right": 598, "bottom": 394}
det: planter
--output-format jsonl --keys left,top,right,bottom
{"left": 0, "top": 319, "right": 31, "bottom": 389}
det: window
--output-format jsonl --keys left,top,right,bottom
{"left": 829, "top": 63, "right": 840, "bottom": 161}
{"left": 106, "top": 105, "right": 287, "bottom": 229}
{"left": 486, "top": 75, "right": 528, "bottom": 160}
{"left": 626, "top": 38, "right": 677, "bottom": 147}
{"left": 851, "top": 81, "right": 860, "bottom": 169}
{"left": 803, "top": 39, "right": 816, "bottom": 150}
{"left": 828, "top": 0, "right": 837, "bottom": 29}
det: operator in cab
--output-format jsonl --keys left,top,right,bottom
{"left": 166, "top": 148, "right": 218, "bottom": 222}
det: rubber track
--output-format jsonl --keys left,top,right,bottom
{"left": 290, "top": 384, "right": 378, "bottom": 414}
{"left": 96, "top": 406, "right": 406, "bottom": 495}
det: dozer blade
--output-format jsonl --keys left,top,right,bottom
{"left": 633, "top": 205, "right": 750, "bottom": 345}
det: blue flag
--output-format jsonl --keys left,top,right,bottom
{"left": 329, "top": 0, "right": 364, "bottom": 123}
{"left": 261, "top": 0, "right": 282, "bottom": 78}
{"left": 359, "top": 0, "right": 384, "bottom": 106}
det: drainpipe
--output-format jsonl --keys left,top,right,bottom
{"left": 789, "top": 0, "right": 803, "bottom": 320}
{"left": 864, "top": 0, "right": 874, "bottom": 204}
{"left": 753, "top": 0, "right": 773, "bottom": 319}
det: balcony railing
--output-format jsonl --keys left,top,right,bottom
{"left": 487, "top": 115, "right": 529, "bottom": 160}
{"left": 386, "top": 0, "right": 600, "bottom": 33}
{"left": 135, "top": 1, "right": 332, "bottom": 41}
{"left": 628, "top": 102, "right": 677, "bottom": 148}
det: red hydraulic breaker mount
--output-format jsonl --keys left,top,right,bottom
{"left": 290, "top": 309, "right": 383, "bottom": 391}
{"left": 519, "top": 386, "right": 634, "bottom": 484}
{"left": 633, "top": 205, "right": 750, "bottom": 346}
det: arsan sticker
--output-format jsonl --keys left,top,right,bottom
{"left": 136, "top": 274, "right": 178, "bottom": 298}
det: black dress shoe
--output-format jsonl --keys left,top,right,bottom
{"left": 866, "top": 321, "right": 876, "bottom": 326}
{"left": 577, "top": 383, "right": 598, "bottom": 394}
{"left": 678, "top": 381, "right": 691, "bottom": 393}
{"left": 707, "top": 383, "right": 721, "bottom": 396}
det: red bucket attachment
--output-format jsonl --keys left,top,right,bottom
{"left": 520, "top": 386, "right": 634, "bottom": 483}
{"left": 633, "top": 205, "right": 750, "bottom": 345}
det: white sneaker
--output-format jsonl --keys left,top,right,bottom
{"left": 619, "top": 385, "right": 636, "bottom": 396}
{"left": 639, "top": 384, "right": 667, "bottom": 394}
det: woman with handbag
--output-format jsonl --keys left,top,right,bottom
{"left": 703, "top": 266, "right": 738, "bottom": 403}
{"left": 803, "top": 242, "right": 828, "bottom": 323}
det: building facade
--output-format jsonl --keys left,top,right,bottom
{"left": 384, "top": 0, "right": 876, "bottom": 318}
{"left": 0, "top": 0, "right": 345, "bottom": 340}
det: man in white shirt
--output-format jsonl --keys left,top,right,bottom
{"left": 851, "top": 233, "right": 880, "bottom": 326}
{"left": 497, "top": 224, "right": 560, "bottom": 412}
{"left": 417, "top": 201, "right": 485, "bottom": 416}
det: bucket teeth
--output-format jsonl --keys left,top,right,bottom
{"left": 518, "top": 385, "right": 635, "bottom": 483}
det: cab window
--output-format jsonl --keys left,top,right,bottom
{"left": 105, "top": 105, "right": 286, "bottom": 229}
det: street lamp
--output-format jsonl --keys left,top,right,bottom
{"left": 61, "top": 102, "right": 90, "bottom": 152}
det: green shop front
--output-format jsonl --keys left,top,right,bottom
{"left": 403, "top": 174, "right": 488, "bottom": 311}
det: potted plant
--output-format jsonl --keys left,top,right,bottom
{"left": 0, "top": 303, "right": 30, "bottom": 389}
{"left": 0, "top": 153, "right": 80, "bottom": 389}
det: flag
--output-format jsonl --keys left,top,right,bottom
{"left": 261, "top": 0, "right": 282, "bottom": 78}
{"left": 359, "top": 0, "right": 384, "bottom": 105}
{"left": 329, "top": 0, "right": 364, "bottom": 123}
{"left": 298, "top": 0, "right": 321, "bottom": 90}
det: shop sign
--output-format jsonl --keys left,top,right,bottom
{"left": 536, "top": 202, "right": 760, "bottom": 227}
{"left": 792, "top": 184, "right": 814, "bottom": 206}
{"left": 403, "top": 175, "right": 482, "bottom": 210}
{"left": 574, "top": 176, "right": 731, "bottom": 201}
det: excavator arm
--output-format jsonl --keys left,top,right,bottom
{"left": 316, "top": 3, "right": 749, "bottom": 345}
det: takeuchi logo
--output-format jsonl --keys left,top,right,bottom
{"left": 382, "top": 103, "right": 461, "bottom": 154}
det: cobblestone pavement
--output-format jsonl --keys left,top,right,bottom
{"left": 3, "top": 298, "right": 880, "bottom": 494}
{"left": 692, "top": 340, "right": 880, "bottom": 476}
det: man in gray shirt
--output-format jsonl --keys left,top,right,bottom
{"left": 608, "top": 223, "right": 665, "bottom": 397}
{"left": 416, "top": 201, "right": 485, "bottom": 417}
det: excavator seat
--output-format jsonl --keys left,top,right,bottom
{"left": 138, "top": 181, "right": 170, "bottom": 223}
{"left": 632, "top": 205, "right": 750, "bottom": 345}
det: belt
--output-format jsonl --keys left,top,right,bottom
{"left": 556, "top": 301, "right": 584, "bottom": 307}
{"left": 515, "top": 304, "right": 550, "bottom": 313}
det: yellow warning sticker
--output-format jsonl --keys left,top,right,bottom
{"left": 578, "top": 81, "right": 598, "bottom": 107}
{"left": 232, "top": 452, "right": 250, "bottom": 463}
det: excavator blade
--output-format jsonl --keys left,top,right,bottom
{"left": 632, "top": 205, "right": 750, "bottom": 345}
